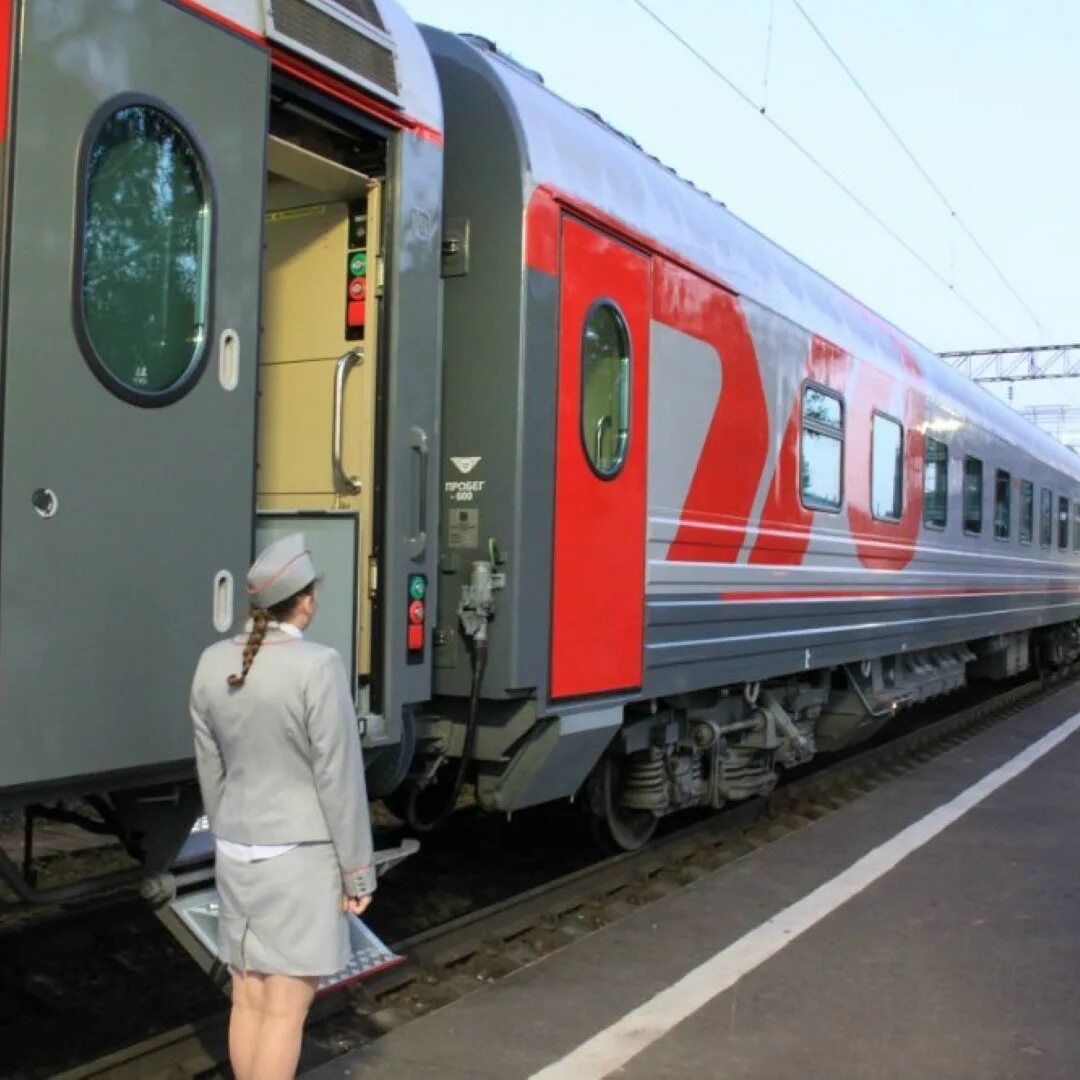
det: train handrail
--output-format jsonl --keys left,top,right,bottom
{"left": 332, "top": 348, "right": 364, "bottom": 494}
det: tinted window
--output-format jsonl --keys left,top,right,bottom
{"left": 923, "top": 438, "right": 947, "bottom": 529}
{"left": 581, "top": 302, "right": 630, "bottom": 477}
{"left": 994, "top": 470, "right": 1011, "bottom": 540}
{"left": 1019, "top": 480, "right": 1034, "bottom": 544}
{"left": 963, "top": 457, "right": 983, "bottom": 534}
{"left": 1059, "top": 495, "right": 1069, "bottom": 550}
{"left": 80, "top": 105, "right": 211, "bottom": 401}
{"left": 871, "top": 414, "right": 903, "bottom": 521}
{"left": 801, "top": 385, "right": 843, "bottom": 511}
{"left": 1040, "top": 488, "right": 1052, "bottom": 547}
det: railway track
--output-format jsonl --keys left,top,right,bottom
{"left": 47, "top": 669, "right": 1074, "bottom": 1080}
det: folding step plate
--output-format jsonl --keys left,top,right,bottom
{"left": 171, "top": 887, "right": 403, "bottom": 992}
{"left": 163, "top": 833, "right": 418, "bottom": 992}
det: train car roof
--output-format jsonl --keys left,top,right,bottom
{"left": 437, "top": 30, "right": 1077, "bottom": 480}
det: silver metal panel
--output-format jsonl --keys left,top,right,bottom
{"left": 256, "top": 511, "right": 360, "bottom": 693}
{"left": 0, "top": 0, "right": 268, "bottom": 790}
{"left": 647, "top": 322, "right": 721, "bottom": 568}
{"left": 378, "top": 131, "right": 443, "bottom": 719}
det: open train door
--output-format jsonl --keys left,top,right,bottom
{"left": 0, "top": 2, "right": 267, "bottom": 800}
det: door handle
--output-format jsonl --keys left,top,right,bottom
{"left": 332, "top": 349, "right": 363, "bottom": 494}
{"left": 406, "top": 425, "right": 429, "bottom": 560}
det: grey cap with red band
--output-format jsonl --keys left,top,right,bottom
{"left": 247, "top": 533, "right": 317, "bottom": 609}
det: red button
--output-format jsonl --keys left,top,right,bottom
{"left": 347, "top": 299, "right": 365, "bottom": 327}
{"left": 407, "top": 623, "right": 424, "bottom": 651}
{"left": 349, "top": 277, "right": 366, "bottom": 300}
{"left": 408, "top": 600, "right": 425, "bottom": 625}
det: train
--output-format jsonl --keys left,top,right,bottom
{"left": 1, "top": 0, "right": 1078, "bottom": 934}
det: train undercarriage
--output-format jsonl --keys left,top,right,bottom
{"left": 405, "top": 622, "right": 1080, "bottom": 854}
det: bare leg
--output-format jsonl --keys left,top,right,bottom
{"left": 249, "top": 973, "right": 319, "bottom": 1080}
{"left": 229, "top": 969, "right": 265, "bottom": 1080}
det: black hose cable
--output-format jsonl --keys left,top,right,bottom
{"left": 406, "top": 637, "right": 488, "bottom": 832}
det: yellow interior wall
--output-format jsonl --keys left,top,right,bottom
{"left": 258, "top": 183, "right": 380, "bottom": 676}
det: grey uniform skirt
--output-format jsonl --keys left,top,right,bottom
{"left": 216, "top": 842, "right": 349, "bottom": 977}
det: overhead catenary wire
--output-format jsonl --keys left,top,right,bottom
{"left": 788, "top": 0, "right": 1050, "bottom": 341}
{"left": 628, "top": 0, "right": 1013, "bottom": 344}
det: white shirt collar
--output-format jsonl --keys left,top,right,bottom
{"left": 240, "top": 618, "right": 303, "bottom": 639}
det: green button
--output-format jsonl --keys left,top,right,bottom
{"left": 349, "top": 252, "right": 367, "bottom": 276}
{"left": 409, "top": 574, "right": 427, "bottom": 600}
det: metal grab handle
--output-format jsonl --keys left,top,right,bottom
{"left": 332, "top": 349, "right": 363, "bottom": 494}
{"left": 406, "top": 425, "right": 429, "bottom": 560}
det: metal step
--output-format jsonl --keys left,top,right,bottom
{"left": 157, "top": 836, "right": 419, "bottom": 992}
{"left": 169, "top": 886, "right": 402, "bottom": 992}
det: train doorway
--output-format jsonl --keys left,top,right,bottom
{"left": 256, "top": 88, "right": 390, "bottom": 694}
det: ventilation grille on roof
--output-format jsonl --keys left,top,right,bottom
{"left": 268, "top": 0, "right": 398, "bottom": 98}
{"left": 332, "top": 0, "right": 386, "bottom": 32}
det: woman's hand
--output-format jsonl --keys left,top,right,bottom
{"left": 342, "top": 893, "right": 372, "bottom": 917}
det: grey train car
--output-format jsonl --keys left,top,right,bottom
{"left": 0, "top": 0, "right": 443, "bottom": 899}
{"left": 413, "top": 30, "right": 1080, "bottom": 849}
{"left": 1, "top": 0, "right": 1078, "bottom": 917}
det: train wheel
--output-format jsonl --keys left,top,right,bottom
{"left": 585, "top": 753, "right": 658, "bottom": 852}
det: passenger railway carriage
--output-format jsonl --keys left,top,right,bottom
{"left": 419, "top": 30, "right": 1080, "bottom": 848}
{"left": 1, "top": 0, "right": 1078, "bottom": 918}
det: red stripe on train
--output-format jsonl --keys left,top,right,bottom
{"left": 0, "top": 0, "right": 12, "bottom": 142}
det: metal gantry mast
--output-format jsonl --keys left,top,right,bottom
{"left": 943, "top": 344, "right": 1080, "bottom": 450}
{"left": 942, "top": 343, "right": 1080, "bottom": 383}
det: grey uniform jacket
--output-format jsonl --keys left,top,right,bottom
{"left": 190, "top": 628, "right": 376, "bottom": 897}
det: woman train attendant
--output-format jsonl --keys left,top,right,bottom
{"left": 190, "top": 534, "right": 376, "bottom": 1080}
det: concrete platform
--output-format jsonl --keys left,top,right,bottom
{"left": 310, "top": 682, "right": 1080, "bottom": 1080}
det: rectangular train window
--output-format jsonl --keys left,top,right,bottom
{"left": 923, "top": 438, "right": 947, "bottom": 529}
{"left": 1019, "top": 480, "right": 1033, "bottom": 544}
{"left": 1040, "top": 488, "right": 1052, "bottom": 547}
{"left": 963, "top": 456, "right": 983, "bottom": 534}
{"left": 1074, "top": 503, "right": 1080, "bottom": 552}
{"left": 871, "top": 413, "right": 902, "bottom": 521}
{"left": 800, "top": 384, "right": 843, "bottom": 511}
{"left": 993, "top": 469, "right": 1011, "bottom": 540}
{"left": 1059, "top": 495, "right": 1069, "bottom": 550}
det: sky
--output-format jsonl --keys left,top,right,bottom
{"left": 404, "top": 0, "right": 1080, "bottom": 439}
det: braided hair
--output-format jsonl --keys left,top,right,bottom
{"left": 227, "top": 608, "right": 271, "bottom": 688}
{"left": 226, "top": 582, "right": 315, "bottom": 688}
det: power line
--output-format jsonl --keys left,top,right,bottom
{"left": 628, "top": 0, "right": 1012, "bottom": 343}
{"left": 788, "top": 0, "right": 1050, "bottom": 341}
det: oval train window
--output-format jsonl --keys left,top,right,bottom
{"left": 581, "top": 301, "right": 631, "bottom": 477}
{"left": 79, "top": 104, "right": 212, "bottom": 405}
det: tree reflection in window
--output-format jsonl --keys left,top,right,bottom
{"left": 1019, "top": 479, "right": 1033, "bottom": 544}
{"left": 800, "top": 385, "right": 843, "bottom": 510}
{"left": 923, "top": 437, "right": 948, "bottom": 529}
{"left": 81, "top": 105, "right": 210, "bottom": 398}
{"left": 581, "top": 302, "right": 630, "bottom": 477}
